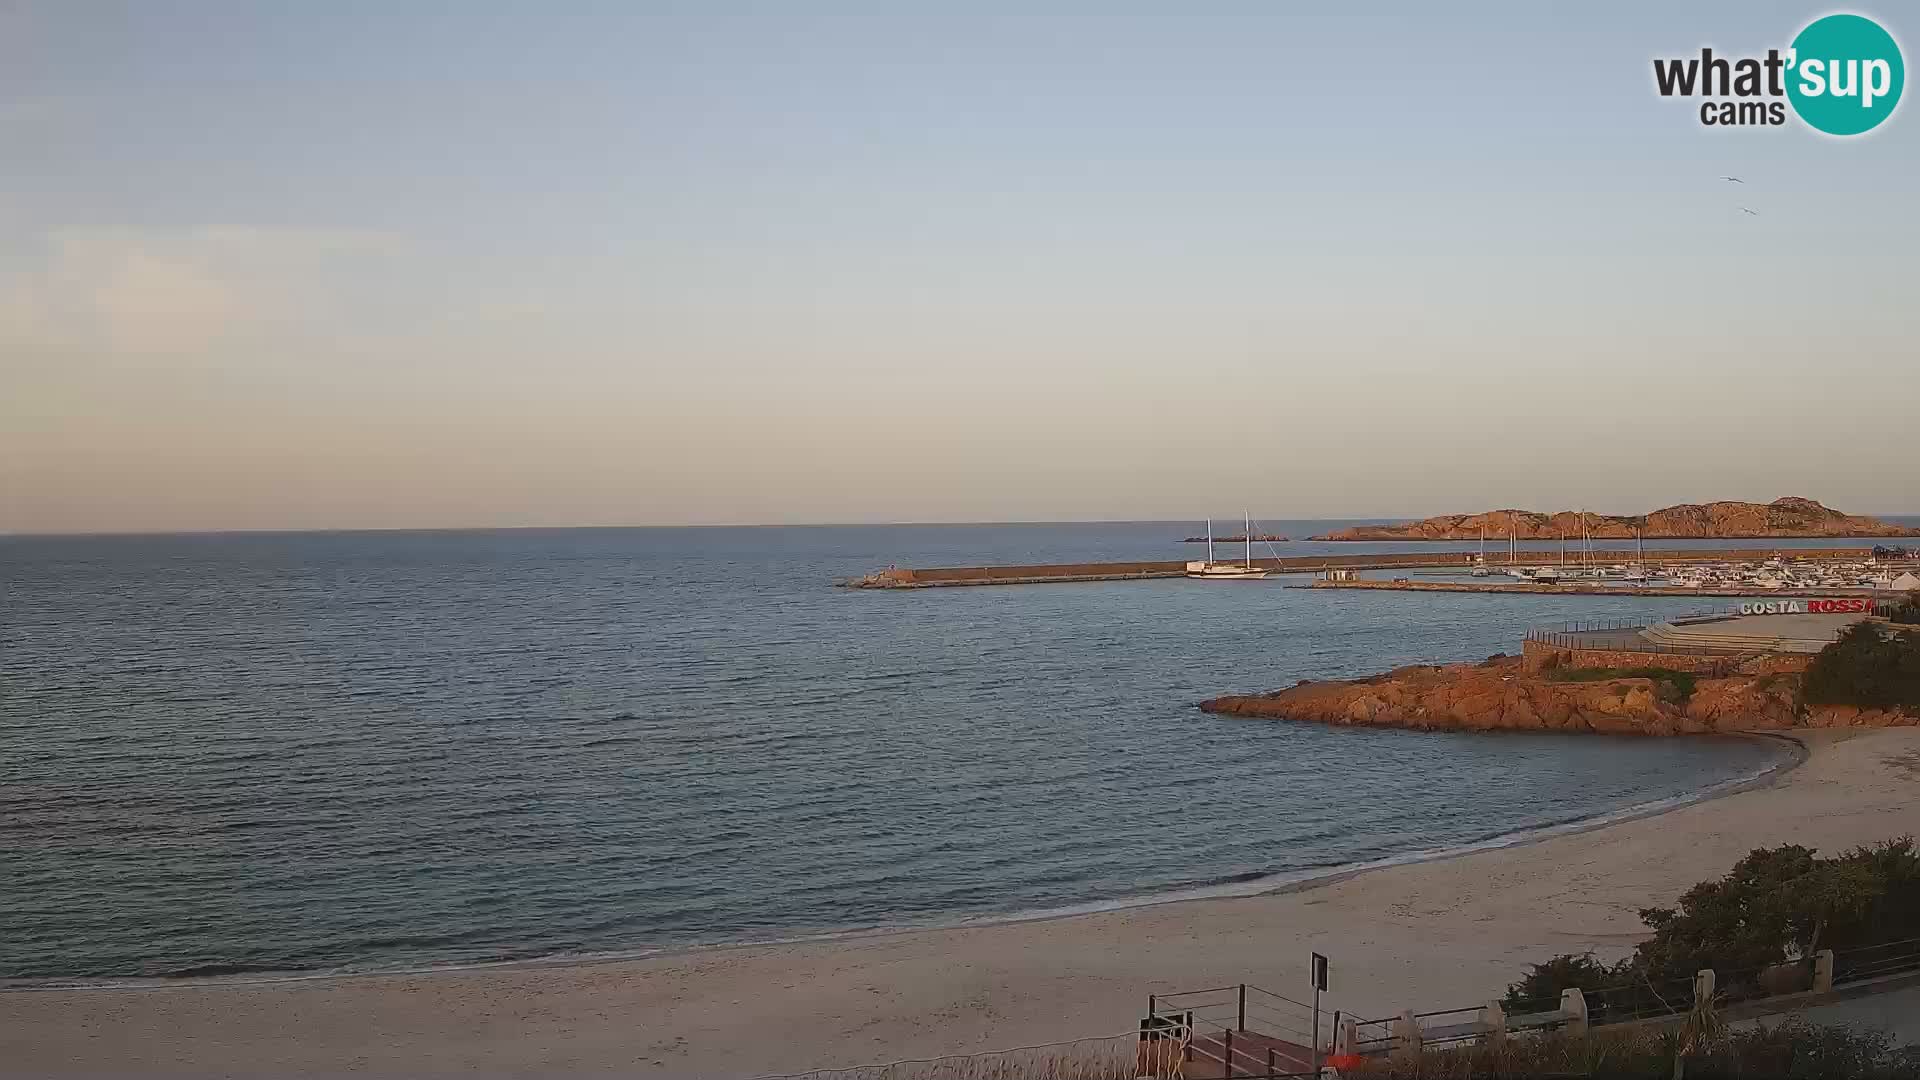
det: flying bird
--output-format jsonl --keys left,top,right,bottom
{"left": 1738, "top": 206, "right": 1759, "bottom": 216}
{"left": 1722, "top": 176, "right": 1745, "bottom": 183}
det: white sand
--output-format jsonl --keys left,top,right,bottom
{"left": 5, "top": 729, "right": 1917, "bottom": 1079}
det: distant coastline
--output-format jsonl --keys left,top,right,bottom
{"left": 1311, "top": 497, "right": 1920, "bottom": 542}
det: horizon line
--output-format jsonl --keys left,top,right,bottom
{"left": 5, "top": 510, "right": 1919, "bottom": 541}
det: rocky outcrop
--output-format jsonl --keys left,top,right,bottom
{"left": 1310, "top": 498, "right": 1919, "bottom": 542}
{"left": 1199, "top": 655, "right": 1919, "bottom": 735}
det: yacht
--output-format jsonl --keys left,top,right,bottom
{"left": 1186, "top": 513, "right": 1271, "bottom": 580}
{"left": 1470, "top": 523, "right": 1492, "bottom": 576}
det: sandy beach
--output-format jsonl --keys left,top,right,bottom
{"left": 6, "top": 728, "right": 1918, "bottom": 1079}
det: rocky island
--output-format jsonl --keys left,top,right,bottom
{"left": 1310, "top": 497, "right": 1918, "bottom": 542}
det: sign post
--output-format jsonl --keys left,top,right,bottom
{"left": 1312, "top": 952, "right": 1330, "bottom": 1075}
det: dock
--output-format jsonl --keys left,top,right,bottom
{"left": 842, "top": 547, "right": 1898, "bottom": 589}
{"left": 1304, "top": 579, "right": 1894, "bottom": 600}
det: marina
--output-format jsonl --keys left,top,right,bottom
{"left": 846, "top": 547, "right": 1920, "bottom": 591}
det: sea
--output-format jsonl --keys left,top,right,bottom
{"left": 3, "top": 520, "right": 1913, "bottom": 983}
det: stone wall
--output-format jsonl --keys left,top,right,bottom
{"left": 1521, "top": 639, "right": 1736, "bottom": 676}
{"left": 1734, "top": 653, "right": 1815, "bottom": 676}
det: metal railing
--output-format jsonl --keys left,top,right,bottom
{"left": 1523, "top": 629, "right": 1738, "bottom": 659}
{"left": 1146, "top": 983, "right": 1321, "bottom": 1078}
{"left": 1833, "top": 935, "right": 1920, "bottom": 984}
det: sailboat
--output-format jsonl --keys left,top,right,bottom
{"left": 1186, "top": 513, "right": 1271, "bottom": 580}
{"left": 1471, "top": 521, "right": 1491, "bottom": 576}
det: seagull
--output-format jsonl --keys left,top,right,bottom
{"left": 1738, "top": 206, "right": 1759, "bottom": 215}
{"left": 1722, "top": 176, "right": 1745, "bottom": 183}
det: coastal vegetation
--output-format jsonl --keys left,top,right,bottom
{"left": 1505, "top": 839, "right": 1920, "bottom": 1015}
{"left": 1543, "top": 665, "right": 1697, "bottom": 704}
{"left": 1801, "top": 624, "right": 1920, "bottom": 710}
{"left": 1347, "top": 1021, "right": 1920, "bottom": 1079}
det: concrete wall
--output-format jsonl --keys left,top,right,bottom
{"left": 1522, "top": 640, "right": 1736, "bottom": 676}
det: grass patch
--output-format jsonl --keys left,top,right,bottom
{"left": 1543, "top": 666, "right": 1697, "bottom": 703}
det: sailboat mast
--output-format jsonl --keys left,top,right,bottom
{"left": 1245, "top": 511, "right": 1252, "bottom": 568}
{"left": 1206, "top": 518, "right": 1214, "bottom": 563}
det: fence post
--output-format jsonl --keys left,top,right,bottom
{"left": 1560, "top": 987, "right": 1588, "bottom": 1036}
{"left": 1224, "top": 1027, "right": 1235, "bottom": 1078}
{"left": 1237, "top": 983, "right": 1246, "bottom": 1032}
{"left": 1481, "top": 1000, "right": 1507, "bottom": 1044}
{"left": 1267, "top": 1047, "right": 1277, "bottom": 1078}
{"left": 1148, "top": 993, "right": 1156, "bottom": 1018}
{"left": 1340, "top": 1015, "right": 1359, "bottom": 1056}
{"left": 1814, "top": 951, "right": 1834, "bottom": 993}
{"left": 1392, "top": 1009, "right": 1421, "bottom": 1063}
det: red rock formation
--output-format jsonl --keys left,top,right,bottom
{"left": 1310, "top": 498, "right": 1919, "bottom": 542}
{"left": 1199, "top": 655, "right": 1918, "bottom": 735}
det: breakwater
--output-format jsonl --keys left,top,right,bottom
{"left": 846, "top": 552, "right": 1478, "bottom": 588}
{"left": 844, "top": 547, "right": 1891, "bottom": 589}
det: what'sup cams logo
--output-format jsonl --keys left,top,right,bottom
{"left": 1654, "top": 12, "right": 1904, "bottom": 135}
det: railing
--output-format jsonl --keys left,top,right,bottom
{"left": 1146, "top": 983, "right": 1321, "bottom": 1077}
{"left": 1523, "top": 628, "right": 1738, "bottom": 658}
{"left": 1581, "top": 973, "right": 1698, "bottom": 1022}
{"left": 1345, "top": 940, "right": 1920, "bottom": 1065}
{"left": 1408, "top": 1005, "right": 1492, "bottom": 1048}
{"left": 1833, "top": 935, "right": 1920, "bottom": 984}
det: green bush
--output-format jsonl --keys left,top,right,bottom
{"left": 1507, "top": 839, "right": 1920, "bottom": 1013}
{"left": 1542, "top": 666, "right": 1697, "bottom": 704}
{"left": 1501, "top": 952, "right": 1628, "bottom": 1013}
{"left": 1801, "top": 624, "right": 1920, "bottom": 709}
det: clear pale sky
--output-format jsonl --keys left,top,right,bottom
{"left": 2, "top": 3, "right": 1915, "bottom": 532}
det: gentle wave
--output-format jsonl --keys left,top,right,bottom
{"left": 0, "top": 524, "right": 1817, "bottom": 982}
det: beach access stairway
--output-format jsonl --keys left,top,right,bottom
{"left": 1141, "top": 983, "right": 1321, "bottom": 1077}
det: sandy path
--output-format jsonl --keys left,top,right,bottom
{"left": 5, "top": 729, "right": 1917, "bottom": 1079}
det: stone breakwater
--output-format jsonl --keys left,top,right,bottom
{"left": 1199, "top": 654, "right": 1918, "bottom": 736}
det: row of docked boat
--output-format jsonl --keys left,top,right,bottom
{"left": 1471, "top": 555, "right": 1919, "bottom": 591}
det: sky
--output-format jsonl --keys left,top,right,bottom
{"left": 2, "top": 2, "right": 1916, "bottom": 533}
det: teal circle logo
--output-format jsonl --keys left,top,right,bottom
{"left": 1787, "top": 13, "right": 1904, "bottom": 135}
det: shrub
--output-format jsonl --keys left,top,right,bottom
{"left": 1501, "top": 952, "right": 1628, "bottom": 1013}
{"left": 1801, "top": 624, "right": 1920, "bottom": 709}
{"left": 1542, "top": 666, "right": 1697, "bottom": 704}
{"left": 1507, "top": 839, "right": 1920, "bottom": 1009}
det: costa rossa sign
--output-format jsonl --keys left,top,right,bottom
{"left": 1738, "top": 598, "right": 1874, "bottom": 616}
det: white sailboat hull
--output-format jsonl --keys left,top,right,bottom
{"left": 1185, "top": 561, "right": 1271, "bottom": 580}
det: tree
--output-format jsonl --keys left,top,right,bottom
{"left": 1801, "top": 624, "right": 1920, "bottom": 709}
{"left": 1508, "top": 839, "right": 1920, "bottom": 1008}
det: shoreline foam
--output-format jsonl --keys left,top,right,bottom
{"left": 2, "top": 733, "right": 1803, "bottom": 995}
{"left": 6, "top": 729, "right": 1915, "bottom": 1079}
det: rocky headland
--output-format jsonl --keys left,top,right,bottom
{"left": 1199, "top": 654, "right": 1918, "bottom": 736}
{"left": 1311, "top": 497, "right": 1919, "bottom": 542}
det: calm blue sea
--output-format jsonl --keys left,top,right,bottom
{"left": 4, "top": 519, "right": 1911, "bottom": 982}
